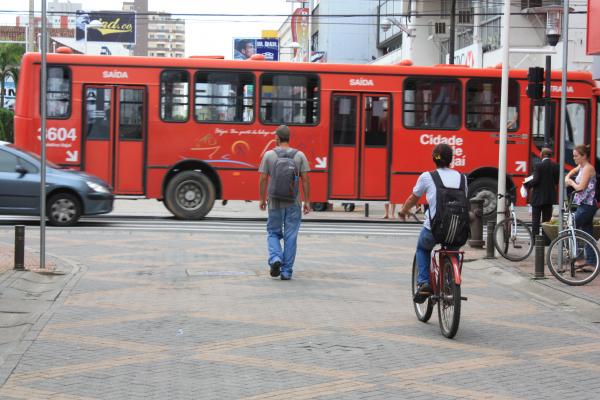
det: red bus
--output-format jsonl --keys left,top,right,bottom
{"left": 14, "top": 49, "right": 599, "bottom": 219}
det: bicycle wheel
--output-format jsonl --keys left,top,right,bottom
{"left": 412, "top": 255, "right": 433, "bottom": 322}
{"left": 546, "top": 230, "right": 600, "bottom": 286}
{"left": 438, "top": 256, "right": 461, "bottom": 338}
{"left": 493, "top": 218, "right": 534, "bottom": 261}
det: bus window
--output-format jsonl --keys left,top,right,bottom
{"left": 260, "top": 73, "right": 319, "bottom": 125}
{"left": 46, "top": 67, "right": 71, "bottom": 118}
{"left": 85, "top": 87, "right": 111, "bottom": 140}
{"left": 194, "top": 71, "right": 254, "bottom": 123}
{"left": 119, "top": 89, "right": 144, "bottom": 140}
{"left": 364, "top": 96, "right": 388, "bottom": 146}
{"left": 332, "top": 96, "right": 357, "bottom": 145}
{"left": 403, "top": 78, "right": 460, "bottom": 130}
{"left": 565, "top": 102, "right": 588, "bottom": 167}
{"left": 466, "top": 79, "right": 519, "bottom": 131}
{"left": 531, "top": 101, "right": 556, "bottom": 153}
{"left": 160, "top": 70, "right": 189, "bottom": 122}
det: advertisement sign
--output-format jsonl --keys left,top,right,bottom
{"left": 291, "top": 8, "right": 309, "bottom": 61}
{"left": 233, "top": 38, "right": 279, "bottom": 61}
{"left": 1, "top": 76, "right": 15, "bottom": 110}
{"left": 76, "top": 10, "right": 136, "bottom": 44}
{"left": 448, "top": 43, "right": 482, "bottom": 68}
{"left": 588, "top": 1, "right": 600, "bottom": 55}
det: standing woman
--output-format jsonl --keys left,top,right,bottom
{"left": 565, "top": 144, "right": 597, "bottom": 268}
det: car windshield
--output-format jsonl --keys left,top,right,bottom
{"left": 6, "top": 145, "right": 62, "bottom": 169}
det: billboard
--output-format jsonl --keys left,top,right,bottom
{"left": 76, "top": 10, "right": 136, "bottom": 44}
{"left": 588, "top": 1, "right": 600, "bottom": 55}
{"left": 233, "top": 38, "right": 279, "bottom": 61}
{"left": 291, "top": 8, "right": 309, "bottom": 61}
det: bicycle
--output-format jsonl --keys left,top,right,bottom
{"left": 409, "top": 214, "right": 467, "bottom": 338}
{"left": 493, "top": 193, "right": 533, "bottom": 261}
{"left": 546, "top": 191, "right": 600, "bottom": 286}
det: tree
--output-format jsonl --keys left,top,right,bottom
{"left": 0, "top": 44, "right": 25, "bottom": 109}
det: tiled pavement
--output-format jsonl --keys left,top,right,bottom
{"left": 0, "top": 228, "right": 600, "bottom": 399}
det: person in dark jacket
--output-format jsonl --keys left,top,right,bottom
{"left": 526, "top": 147, "right": 559, "bottom": 241}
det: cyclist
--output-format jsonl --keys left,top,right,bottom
{"left": 398, "top": 143, "right": 468, "bottom": 303}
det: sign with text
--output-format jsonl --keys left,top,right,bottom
{"left": 76, "top": 10, "right": 136, "bottom": 44}
{"left": 233, "top": 38, "right": 279, "bottom": 61}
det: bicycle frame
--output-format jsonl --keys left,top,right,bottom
{"left": 431, "top": 249, "right": 464, "bottom": 294}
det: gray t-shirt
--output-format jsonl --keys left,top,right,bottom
{"left": 259, "top": 147, "right": 310, "bottom": 209}
{"left": 412, "top": 168, "right": 467, "bottom": 230}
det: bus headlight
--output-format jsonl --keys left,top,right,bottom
{"left": 86, "top": 181, "right": 110, "bottom": 193}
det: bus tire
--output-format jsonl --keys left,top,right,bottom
{"left": 311, "top": 202, "right": 328, "bottom": 212}
{"left": 165, "top": 171, "right": 216, "bottom": 220}
{"left": 468, "top": 177, "right": 497, "bottom": 222}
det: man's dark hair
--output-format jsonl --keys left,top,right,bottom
{"left": 236, "top": 39, "right": 251, "bottom": 53}
{"left": 432, "top": 143, "right": 453, "bottom": 168}
{"left": 275, "top": 125, "right": 290, "bottom": 142}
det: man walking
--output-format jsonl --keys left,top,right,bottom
{"left": 259, "top": 125, "right": 311, "bottom": 280}
{"left": 525, "top": 147, "right": 559, "bottom": 242}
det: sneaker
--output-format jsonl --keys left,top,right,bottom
{"left": 270, "top": 261, "right": 281, "bottom": 277}
{"left": 413, "top": 282, "right": 432, "bottom": 304}
{"left": 280, "top": 272, "right": 292, "bottom": 280}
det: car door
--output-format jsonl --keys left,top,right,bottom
{"left": 0, "top": 148, "right": 40, "bottom": 214}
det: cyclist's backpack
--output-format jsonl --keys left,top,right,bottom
{"left": 268, "top": 148, "right": 299, "bottom": 201}
{"left": 429, "top": 170, "right": 470, "bottom": 247}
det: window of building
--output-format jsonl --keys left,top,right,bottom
{"left": 481, "top": 0, "right": 501, "bottom": 52}
{"left": 403, "top": 78, "right": 461, "bottom": 129}
{"left": 194, "top": 71, "right": 254, "bottom": 123}
{"left": 160, "top": 70, "right": 189, "bottom": 122}
{"left": 260, "top": 74, "right": 319, "bottom": 125}
{"left": 46, "top": 66, "right": 71, "bottom": 118}
{"left": 466, "top": 79, "right": 519, "bottom": 131}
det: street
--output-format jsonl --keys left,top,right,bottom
{"left": 1, "top": 209, "right": 600, "bottom": 399}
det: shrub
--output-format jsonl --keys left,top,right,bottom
{"left": 0, "top": 108, "right": 14, "bottom": 142}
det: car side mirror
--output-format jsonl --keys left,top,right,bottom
{"left": 15, "top": 166, "right": 28, "bottom": 177}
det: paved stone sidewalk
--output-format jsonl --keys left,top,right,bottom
{"left": 0, "top": 229, "right": 600, "bottom": 399}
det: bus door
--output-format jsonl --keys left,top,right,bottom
{"left": 83, "top": 85, "right": 146, "bottom": 194}
{"left": 330, "top": 93, "right": 391, "bottom": 199}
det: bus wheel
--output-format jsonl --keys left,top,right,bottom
{"left": 468, "top": 177, "right": 497, "bottom": 222}
{"left": 165, "top": 171, "right": 216, "bottom": 220}
{"left": 311, "top": 202, "right": 328, "bottom": 212}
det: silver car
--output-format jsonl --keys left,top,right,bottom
{"left": 0, "top": 142, "right": 113, "bottom": 226}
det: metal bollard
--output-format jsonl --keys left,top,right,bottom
{"left": 484, "top": 220, "right": 496, "bottom": 259}
{"left": 468, "top": 197, "right": 485, "bottom": 248}
{"left": 533, "top": 235, "right": 546, "bottom": 279}
{"left": 364, "top": 203, "right": 369, "bottom": 218}
{"left": 14, "top": 225, "right": 25, "bottom": 270}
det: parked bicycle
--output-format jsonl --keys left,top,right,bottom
{"left": 546, "top": 191, "right": 600, "bottom": 285}
{"left": 409, "top": 214, "right": 467, "bottom": 338}
{"left": 493, "top": 193, "right": 534, "bottom": 261}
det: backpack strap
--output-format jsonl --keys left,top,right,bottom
{"left": 429, "top": 170, "right": 445, "bottom": 189}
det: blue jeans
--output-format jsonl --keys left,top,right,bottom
{"left": 416, "top": 227, "right": 459, "bottom": 285}
{"left": 575, "top": 203, "right": 597, "bottom": 264}
{"left": 267, "top": 204, "right": 302, "bottom": 276}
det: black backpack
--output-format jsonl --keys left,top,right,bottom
{"left": 429, "top": 170, "right": 470, "bottom": 247}
{"left": 268, "top": 148, "right": 299, "bottom": 201}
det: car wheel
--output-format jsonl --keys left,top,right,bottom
{"left": 47, "top": 193, "right": 82, "bottom": 226}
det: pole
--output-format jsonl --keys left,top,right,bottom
{"left": 557, "top": 1, "right": 570, "bottom": 233}
{"left": 40, "top": 0, "right": 47, "bottom": 270}
{"left": 544, "top": 55, "right": 552, "bottom": 148}
{"left": 496, "top": 0, "right": 511, "bottom": 227}
{"left": 27, "top": 0, "right": 35, "bottom": 52}
{"left": 449, "top": 0, "right": 457, "bottom": 64}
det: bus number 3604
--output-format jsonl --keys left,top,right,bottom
{"left": 37, "top": 127, "right": 77, "bottom": 142}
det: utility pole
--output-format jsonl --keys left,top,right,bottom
{"left": 449, "top": 0, "right": 456, "bottom": 64}
{"left": 28, "top": 0, "right": 35, "bottom": 52}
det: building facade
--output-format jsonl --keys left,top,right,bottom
{"left": 373, "top": 0, "right": 593, "bottom": 71}
{"left": 146, "top": 13, "right": 185, "bottom": 58}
